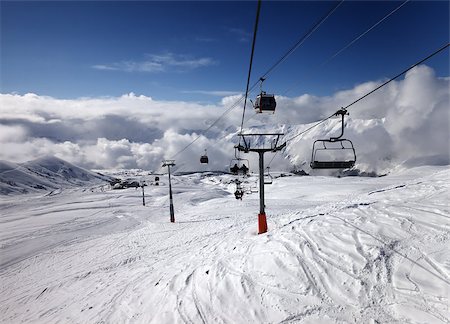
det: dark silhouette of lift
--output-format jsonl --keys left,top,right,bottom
{"left": 200, "top": 149, "right": 209, "bottom": 164}
{"left": 230, "top": 147, "right": 249, "bottom": 175}
{"left": 253, "top": 78, "right": 276, "bottom": 114}
{"left": 310, "top": 108, "right": 356, "bottom": 169}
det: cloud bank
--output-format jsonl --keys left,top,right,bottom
{"left": 0, "top": 65, "right": 448, "bottom": 174}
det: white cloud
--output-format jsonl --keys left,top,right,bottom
{"left": 280, "top": 65, "right": 449, "bottom": 173}
{"left": 91, "top": 64, "right": 120, "bottom": 71}
{"left": 0, "top": 125, "right": 27, "bottom": 143}
{"left": 0, "top": 65, "right": 448, "bottom": 173}
{"left": 92, "top": 53, "right": 217, "bottom": 73}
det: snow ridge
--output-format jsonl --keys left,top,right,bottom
{"left": 0, "top": 155, "right": 112, "bottom": 195}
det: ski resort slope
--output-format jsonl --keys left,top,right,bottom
{"left": 0, "top": 166, "right": 449, "bottom": 323}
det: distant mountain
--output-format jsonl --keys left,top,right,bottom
{"left": 0, "top": 156, "right": 113, "bottom": 195}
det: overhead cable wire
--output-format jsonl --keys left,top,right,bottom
{"left": 270, "top": 42, "right": 449, "bottom": 169}
{"left": 283, "top": 42, "right": 450, "bottom": 145}
{"left": 240, "top": 0, "right": 262, "bottom": 134}
{"left": 170, "top": 94, "right": 246, "bottom": 159}
{"left": 282, "top": 0, "right": 410, "bottom": 98}
{"left": 321, "top": 0, "right": 410, "bottom": 67}
{"left": 240, "top": 0, "right": 344, "bottom": 122}
{"left": 343, "top": 42, "right": 450, "bottom": 110}
{"left": 169, "top": 1, "right": 344, "bottom": 162}
{"left": 238, "top": 0, "right": 344, "bottom": 157}
{"left": 285, "top": 116, "right": 335, "bottom": 142}
{"left": 267, "top": 149, "right": 279, "bottom": 167}
{"left": 259, "top": 0, "right": 344, "bottom": 81}
{"left": 174, "top": 112, "right": 260, "bottom": 174}
{"left": 266, "top": 0, "right": 411, "bottom": 170}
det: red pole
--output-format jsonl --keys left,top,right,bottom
{"left": 258, "top": 213, "right": 267, "bottom": 234}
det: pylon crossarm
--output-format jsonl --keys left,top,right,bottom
{"left": 162, "top": 160, "right": 175, "bottom": 167}
{"left": 238, "top": 133, "right": 285, "bottom": 152}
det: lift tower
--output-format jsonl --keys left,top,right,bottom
{"left": 162, "top": 160, "right": 176, "bottom": 223}
{"left": 237, "top": 133, "right": 286, "bottom": 234}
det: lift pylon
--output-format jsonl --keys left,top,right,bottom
{"left": 162, "top": 160, "right": 176, "bottom": 223}
{"left": 236, "top": 133, "right": 286, "bottom": 234}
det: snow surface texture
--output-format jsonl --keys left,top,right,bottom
{"left": 0, "top": 156, "right": 112, "bottom": 195}
{"left": 0, "top": 65, "right": 448, "bottom": 174}
{"left": 1, "top": 166, "right": 449, "bottom": 323}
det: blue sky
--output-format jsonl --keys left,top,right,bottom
{"left": 1, "top": 1, "right": 449, "bottom": 102}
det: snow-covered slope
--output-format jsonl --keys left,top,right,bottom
{"left": 0, "top": 166, "right": 448, "bottom": 323}
{"left": 0, "top": 156, "right": 112, "bottom": 195}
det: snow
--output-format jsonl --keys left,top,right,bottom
{"left": 0, "top": 156, "right": 113, "bottom": 195}
{"left": 0, "top": 166, "right": 449, "bottom": 323}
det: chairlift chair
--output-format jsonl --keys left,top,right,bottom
{"left": 230, "top": 158, "right": 250, "bottom": 175}
{"left": 310, "top": 140, "right": 356, "bottom": 169}
{"left": 264, "top": 167, "right": 273, "bottom": 185}
{"left": 230, "top": 146, "right": 249, "bottom": 175}
{"left": 234, "top": 179, "right": 244, "bottom": 200}
{"left": 200, "top": 149, "right": 209, "bottom": 164}
{"left": 310, "top": 108, "right": 356, "bottom": 169}
{"left": 254, "top": 78, "right": 276, "bottom": 113}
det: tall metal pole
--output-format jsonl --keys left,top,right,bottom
{"left": 163, "top": 160, "right": 176, "bottom": 223}
{"left": 237, "top": 133, "right": 285, "bottom": 235}
{"left": 258, "top": 152, "right": 265, "bottom": 213}
{"left": 258, "top": 151, "right": 267, "bottom": 234}
{"left": 141, "top": 183, "right": 145, "bottom": 206}
{"left": 168, "top": 164, "right": 175, "bottom": 223}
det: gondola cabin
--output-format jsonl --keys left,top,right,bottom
{"left": 200, "top": 155, "right": 209, "bottom": 164}
{"left": 254, "top": 92, "right": 276, "bottom": 113}
{"left": 200, "top": 149, "right": 209, "bottom": 164}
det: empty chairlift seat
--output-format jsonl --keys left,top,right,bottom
{"left": 264, "top": 167, "right": 273, "bottom": 184}
{"left": 310, "top": 139, "right": 356, "bottom": 169}
{"left": 310, "top": 108, "right": 357, "bottom": 170}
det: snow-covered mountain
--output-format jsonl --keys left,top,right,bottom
{"left": 238, "top": 115, "right": 450, "bottom": 176}
{"left": 0, "top": 156, "right": 113, "bottom": 195}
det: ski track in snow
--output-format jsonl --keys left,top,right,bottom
{"left": 0, "top": 167, "right": 449, "bottom": 323}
